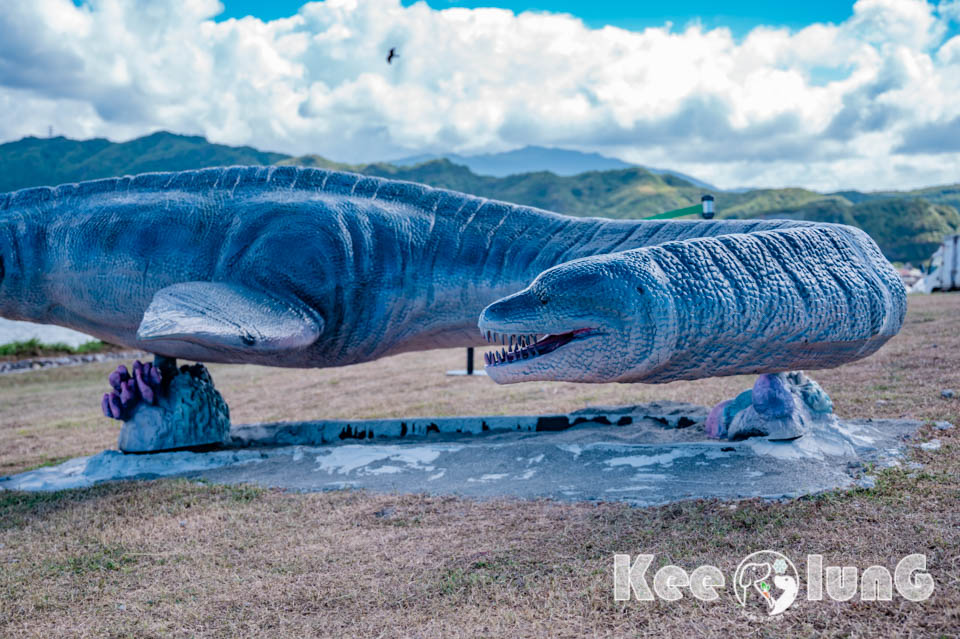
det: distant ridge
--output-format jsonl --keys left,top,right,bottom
{"left": 392, "top": 146, "right": 632, "bottom": 177}
{"left": 390, "top": 145, "right": 719, "bottom": 190}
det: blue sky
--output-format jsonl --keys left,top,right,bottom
{"left": 215, "top": 0, "right": 856, "bottom": 35}
{"left": 32, "top": 1, "right": 960, "bottom": 189}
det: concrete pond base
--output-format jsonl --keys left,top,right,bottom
{"left": 0, "top": 402, "right": 923, "bottom": 506}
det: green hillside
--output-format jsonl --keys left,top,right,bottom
{"left": 0, "top": 132, "right": 287, "bottom": 193}
{"left": 281, "top": 155, "right": 828, "bottom": 220}
{"left": 831, "top": 185, "right": 960, "bottom": 213}
{"left": 752, "top": 196, "right": 960, "bottom": 263}
{"left": 1, "top": 132, "right": 957, "bottom": 264}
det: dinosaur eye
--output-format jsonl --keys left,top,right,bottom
{"left": 636, "top": 285, "right": 644, "bottom": 294}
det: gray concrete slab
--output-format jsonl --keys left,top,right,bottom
{"left": 0, "top": 402, "right": 923, "bottom": 506}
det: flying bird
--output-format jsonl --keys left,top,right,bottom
{"left": 387, "top": 48, "right": 397, "bottom": 64}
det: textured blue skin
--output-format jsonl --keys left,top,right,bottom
{"left": 479, "top": 224, "right": 906, "bottom": 383}
{"left": 0, "top": 166, "right": 904, "bottom": 377}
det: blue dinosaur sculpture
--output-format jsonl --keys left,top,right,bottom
{"left": 0, "top": 166, "right": 905, "bottom": 445}
{"left": 0, "top": 165, "right": 904, "bottom": 370}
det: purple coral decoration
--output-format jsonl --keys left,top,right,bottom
{"left": 102, "top": 361, "right": 163, "bottom": 420}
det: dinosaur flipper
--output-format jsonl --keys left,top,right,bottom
{"left": 136, "top": 282, "right": 321, "bottom": 355}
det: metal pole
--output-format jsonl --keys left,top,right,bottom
{"left": 466, "top": 347, "right": 474, "bottom": 375}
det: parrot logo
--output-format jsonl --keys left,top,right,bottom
{"left": 734, "top": 551, "right": 800, "bottom": 616}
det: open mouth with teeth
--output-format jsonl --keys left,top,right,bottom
{"left": 481, "top": 328, "right": 596, "bottom": 367}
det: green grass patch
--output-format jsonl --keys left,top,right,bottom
{"left": 0, "top": 338, "right": 109, "bottom": 358}
{"left": 44, "top": 543, "right": 139, "bottom": 576}
{"left": 0, "top": 489, "right": 80, "bottom": 530}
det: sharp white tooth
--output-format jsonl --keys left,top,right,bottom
{"left": 510, "top": 335, "right": 515, "bottom": 351}
{"left": 501, "top": 348, "right": 507, "bottom": 361}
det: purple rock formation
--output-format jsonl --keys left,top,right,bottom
{"left": 751, "top": 373, "right": 795, "bottom": 418}
{"left": 705, "top": 400, "right": 730, "bottom": 438}
{"left": 102, "top": 360, "right": 163, "bottom": 421}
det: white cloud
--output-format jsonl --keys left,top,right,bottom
{"left": 0, "top": 0, "right": 959, "bottom": 190}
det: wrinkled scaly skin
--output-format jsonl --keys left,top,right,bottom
{"left": 0, "top": 166, "right": 903, "bottom": 378}
{"left": 479, "top": 224, "right": 906, "bottom": 384}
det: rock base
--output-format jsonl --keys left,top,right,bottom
{"left": 705, "top": 371, "right": 836, "bottom": 440}
{"left": 2, "top": 408, "right": 924, "bottom": 504}
{"left": 117, "top": 357, "right": 230, "bottom": 453}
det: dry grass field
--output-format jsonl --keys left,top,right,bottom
{"left": 1, "top": 293, "right": 958, "bottom": 637}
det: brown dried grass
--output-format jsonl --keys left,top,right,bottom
{"left": 0, "top": 294, "right": 958, "bottom": 637}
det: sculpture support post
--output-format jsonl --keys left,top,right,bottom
{"left": 106, "top": 356, "right": 231, "bottom": 453}
{"left": 704, "top": 371, "right": 837, "bottom": 440}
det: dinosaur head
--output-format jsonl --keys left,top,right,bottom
{"left": 478, "top": 250, "right": 677, "bottom": 383}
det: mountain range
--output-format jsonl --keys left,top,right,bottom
{"left": 0, "top": 132, "right": 957, "bottom": 264}
{"left": 388, "top": 145, "right": 719, "bottom": 190}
